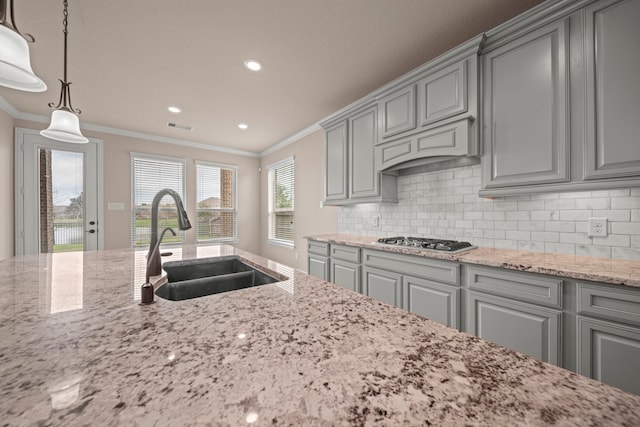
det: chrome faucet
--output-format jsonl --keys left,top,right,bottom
{"left": 141, "top": 188, "right": 192, "bottom": 304}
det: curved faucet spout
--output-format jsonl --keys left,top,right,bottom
{"left": 145, "top": 189, "right": 192, "bottom": 280}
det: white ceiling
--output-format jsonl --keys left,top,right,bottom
{"left": 1, "top": 0, "right": 544, "bottom": 155}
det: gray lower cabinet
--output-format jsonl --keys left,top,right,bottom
{"left": 465, "top": 265, "right": 563, "bottom": 365}
{"left": 331, "top": 260, "right": 360, "bottom": 293}
{"left": 363, "top": 266, "right": 402, "bottom": 307}
{"left": 307, "top": 241, "right": 330, "bottom": 281}
{"left": 577, "top": 316, "right": 640, "bottom": 395}
{"left": 362, "top": 249, "right": 460, "bottom": 327}
{"left": 467, "top": 291, "right": 562, "bottom": 365}
{"left": 576, "top": 282, "right": 640, "bottom": 395}
{"left": 403, "top": 275, "right": 459, "bottom": 329}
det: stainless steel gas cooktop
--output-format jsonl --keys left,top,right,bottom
{"left": 373, "top": 236, "right": 477, "bottom": 253}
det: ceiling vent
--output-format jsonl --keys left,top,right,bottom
{"left": 166, "top": 122, "right": 194, "bottom": 131}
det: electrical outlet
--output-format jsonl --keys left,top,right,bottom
{"left": 372, "top": 216, "right": 380, "bottom": 227}
{"left": 588, "top": 217, "right": 608, "bottom": 237}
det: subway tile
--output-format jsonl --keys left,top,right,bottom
{"left": 473, "top": 220, "right": 495, "bottom": 229}
{"left": 464, "top": 211, "right": 483, "bottom": 220}
{"left": 531, "top": 231, "right": 559, "bottom": 243}
{"left": 559, "top": 210, "right": 592, "bottom": 221}
{"left": 632, "top": 188, "right": 640, "bottom": 196}
{"left": 531, "top": 210, "right": 552, "bottom": 221}
{"left": 506, "top": 211, "right": 531, "bottom": 221}
{"left": 544, "top": 198, "right": 576, "bottom": 210}
{"left": 611, "top": 222, "right": 640, "bottom": 235}
{"left": 456, "top": 220, "right": 474, "bottom": 229}
{"left": 494, "top": 239, "right": 518, "bottom": 249}
{"left": 544, "top": 243, "right": 575, "bottom": 255}
{"left": 506, "top": 231, "right": 531, "bottom": 241}
{"left": 495, "top": 221, "right": 519, "bottom": 230}
{"left": 518, "top": 221, "right": 545, "bottom": 231}
{"left": 474, "top": 238, "right": 495, "bottom": 248}
{"left": 592, "top": 209, "right": 631, "bottom": 222}
{"left": 545, "top": 221, "right": 575, "bottom": 233}
{"left": 576, "top": 245, "right": 611, "bottom": 258}
{"left": 493, "top": 202, "right": 519, "bottom": 211}
{"left": 575, "top": 198, "right": 610, "bottom": 210}
{"left": 559, "top": 232, "right": 592, "bottom": 245}
{"left": 484, "top": 211, "right": 506, "bottom": 221}
{"left": 465, "top": 228, "right": 484, "bottom": 238}
{"left": 612, "top": 197, "right": 640, "bottom": 209}
{"left": 612, "top": 247, "right": 640, "bottom": 260}
{"left": 592, "top": 234, "right": 630, "bottom": 247}
{"left": 518, "top": 200, "right": 546, "bottom": 210}
{"left": 484, "top": 229, "right": 506, "bottom": 239}
{"left": 561, "top": 191, "right": 594, "bottom": 199}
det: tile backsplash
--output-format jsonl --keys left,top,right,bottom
{"left": 338, "top": 164, "right": 640, "bottom": 260}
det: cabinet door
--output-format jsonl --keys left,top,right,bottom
{"left": 325, "top": 121, "right": 348, "bottom": 201}
{"left": 349, "top": 107, "right": 379, "bottom": 199}
{"left": 403, "top": 275, "right": 459, "bottom": 329}
{"left": 467, "top": 291, "right": 561, "bottom": 365}
{"left": 482, "top": 19, "right": 569, "bottom": 189}
{"left": 308, "top": 255, "right": 329, "bottom": 281}
{"left": 330, "top": 259, "right": 360, "bottom": 293}
{"left": 417, "top": 61, "right": 467, "bottom": 127}
{"left": 363, "top": 266, "right": 402, "bottom": 307}
{"left": 378, "top": 85, "right": 416, "bottom": 140}
{"left": 583, "top": 0, "right": 640, "bottom": 180}
{"left": 577, "top": 316, "right": 640, "bottom": 395}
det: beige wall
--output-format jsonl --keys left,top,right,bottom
{"left": 0, "top": 109, "right": 14, "bottom": 260}
{"left": 15, "top": 119, "right": 262, "bottom": 254}
{"left": 260, "top": 130, "right": 338, "bottom": 271}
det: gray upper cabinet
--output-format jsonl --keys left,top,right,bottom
{"left": 324, "top": 121, "right": 348, "bottom": 202}
{"left": 349, "top": 106, "right": 380, "bottom": 199}
{"left": 374, "top": 35, "right": 484, "bottom": 172}
{"left": 417, "top": 61, "right": 467, "bottom": 127}
{"left": 379, "top": 86, "right": 416, "bottom": 140}
{"left": 321, "top": 102, "right": 397, "bottom": 205}
{"left": 481, "top": 19, "right": 570, "bottom": 191}
{"left": 480, "top": 0, "right": 640, "bottom": 197}
{"left": 583, "top": 0, "right": 640, "bottom": 180}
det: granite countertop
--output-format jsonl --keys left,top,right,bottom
{"left": 306, "top": 233, "right": 640, "bottom": 288}
{"left": 2, "top": 244, "right": 640, "bottom": 426}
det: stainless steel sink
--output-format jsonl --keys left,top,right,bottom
{"left": 155, "top": 256, "right": 279, "bottom": 301}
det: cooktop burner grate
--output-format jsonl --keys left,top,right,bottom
{"left": 374, "top": 236, "right": 476, "bottom": 253}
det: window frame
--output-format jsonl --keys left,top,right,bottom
{"left": 267, "top": 156, "right": 295, "bottom": 249}
{"left": 195, "top": 160, "right": 239, "bottom": 243}
{"left": 130, "top": 152, "right": 187, "bottom": 248}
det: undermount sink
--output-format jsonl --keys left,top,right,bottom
{"left": 155, "top": 256, "right": 279, "bottom": 301}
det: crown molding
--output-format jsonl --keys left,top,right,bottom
{"left": 0, "top": 96, "right": 260, "bottom": 158}
{"left": 259, "top": 122, "right": 321, "bottom": 157}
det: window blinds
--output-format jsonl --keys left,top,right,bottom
{"left": 131, "top": 155, "right": 185, "bottom": 247}
{"left": 196, "top": 162, "right": 237, "bottom": 241}
{"left": 269, "top": 157, "right": 294, "bottom": 244}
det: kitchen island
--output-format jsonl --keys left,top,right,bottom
{"left": 1, "top": 244, "right": 640, "bottom": 426}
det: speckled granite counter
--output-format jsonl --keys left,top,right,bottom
{"left": 2, "top": 244, "right": 640, "bottom": 426}
{"left": 307, "top": 233, "right": 640, "bottom": 288}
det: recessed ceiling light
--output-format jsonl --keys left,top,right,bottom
{"left": 238, "top": 123, "right": 249, "bottom": 130}
{"left": 168, "top": 106, "right": 181, "bottom": 113}
{"left": 244, "top": 59, "right": 262, "bottom": 71}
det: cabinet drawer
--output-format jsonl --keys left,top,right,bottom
{"left": 577, "top": 283, "right": 640, "bottom": 327}
{"left": 307, "top": 240, "right": 330, "bottom": 256}
{"left": 363, "top": 249, "right": 459, "bottom": 286}
{"left": 331, "top": 244, "right": 361, "bottom": 263}
{"left": 466, "top": 265, "right": 562, "bottom": 308}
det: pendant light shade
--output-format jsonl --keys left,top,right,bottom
{"left": 0, "top": 0, "right": 47, "bottom": 91}
{"left": 40, "top": 0, "right": 88, "bottom": 144}
{"left": 41, "top": 109, "right": 88, "bottom": 143}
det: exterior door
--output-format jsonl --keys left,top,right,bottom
{"left": 15, "top": 128, "right": 102, "bottom": 255}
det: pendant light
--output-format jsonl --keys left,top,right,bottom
{"left": 41, "top": 0, "right": 88, "bottom": 144}
{"left": 0, "top": 0, "right": 47, "bottom": 91}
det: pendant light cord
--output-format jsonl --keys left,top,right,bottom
{"left": 47, "top": 0, "right": 81, "bottom": 115}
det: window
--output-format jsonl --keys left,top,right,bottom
{"left": 196, "top": 162, "right": 238, "bottom": 242}
{"left": 267, "top": 156, "right": 294, "bottom": 247}
{"left": 131, "top": 154, "right": 186, "bottom": 247}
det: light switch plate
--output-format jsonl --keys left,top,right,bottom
{"left": 588, "top": 217, "right": 608, "bottom": 237}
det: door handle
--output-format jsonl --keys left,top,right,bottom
{"left": 86, "top": 229, "right": 96, "bottom": 234}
